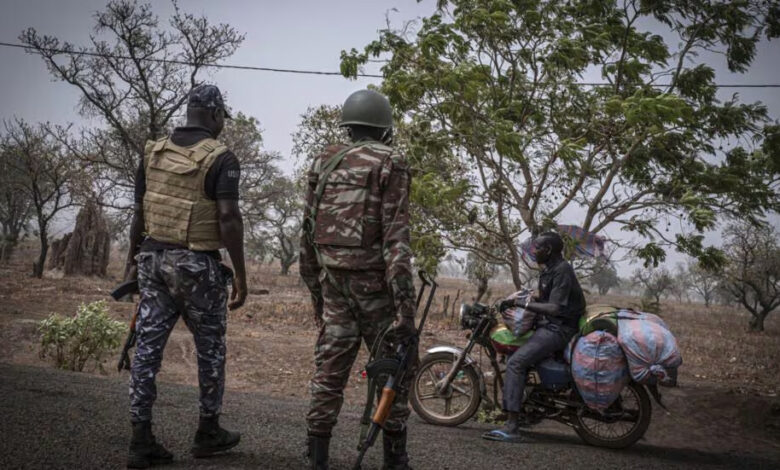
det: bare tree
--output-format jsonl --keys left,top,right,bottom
{"left": 21, "top": 0, "right": 244, "bottom": 214}
{"left": 687, "top": 260, "right": 719, "bottom": 308}
{"left": 723, "top": 223, "right": 780, "bottom": 332}
{"left": 2, "top": 120, "right": 79, "bottom": 277}
{"left": 591, "top": 260, "right": 620, "bottom": 296}
{"left": 632, "top": 267, "right": 674, "bottom": 308}
{"left": 0, "top": 145, "right": 34, "bottom": 262}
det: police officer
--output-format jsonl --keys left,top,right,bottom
{"left": 484, "top": 231, "right": 586, "bottom": 442}
{"left": 300, "top": 89, "right": 417, "bottom": 470}
{"left": 124, "top": 84, "right": 247, "bottom": 468}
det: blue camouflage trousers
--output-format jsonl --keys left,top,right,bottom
{"left": 129, "top": 249, "right": 229, "bottom": 423}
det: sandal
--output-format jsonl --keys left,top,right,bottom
{"left": 481, "top": 429, "right": 524, "bottom": 443}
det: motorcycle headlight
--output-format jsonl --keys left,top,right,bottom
{"left": 459, "top": 303, "right": 468, "bottom": 322}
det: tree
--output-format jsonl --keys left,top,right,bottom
{"left": 687, "top": 260, "right": 719, "bottom": 307}
{"left": 247, "top": 176, "right": 303, "bottom": 276}
{"left": 291, "top": 105, "right": 348, "bottom": 164}
{"left": 22, "top": 0, "right": 244, "bottom": 215}
{"left": 0, "top": 145, "right": 34, "bottom": 262}
{"left": 669, "top": 262, "right": 693, "bottom": 303}
{"left": 342, "top": 0, "right": 780, "bottom": 287}
{"left": 632, "top": 266, "right": 674, "bottom": 307}
{"left": 2, "top": 120, "right": 79, "bottom": 278}
{"left": 722, "top": 223, "right": 780, "bottom": 332}
{"left": 465, "top": 250, "right": 498, "bottom": 303}
{"left": 591, "top": 260, "right": 620, "bottom": 296}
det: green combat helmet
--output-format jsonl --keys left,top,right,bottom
{"left": 339, "top": 89, "right": 393, "bottom": 129}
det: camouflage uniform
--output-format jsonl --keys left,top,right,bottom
{"left": 300, "top": 140, "right": 416, "bottom": 437}
{"left": 129, "top": 249, "right": 230, "bottom": 423}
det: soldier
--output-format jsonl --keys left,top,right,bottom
{"left": 300, "top": 89, "right": 417, "bottom": 470}
{"left": 123, "top": 84, "right": 247, "bottom": 468}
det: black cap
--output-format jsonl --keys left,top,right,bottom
{"left": 187, "top": 84, "right": 231, "bottom": 118}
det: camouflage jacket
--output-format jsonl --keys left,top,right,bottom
{"left": 299, "top": 140, "right": 416, "bottom": 318}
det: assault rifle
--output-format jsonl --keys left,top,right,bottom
{"left": 352, "top": 271, "right": 437, "bottom": 470}
{"left": 111, "top": 276, "right": 140, "bottom": 372}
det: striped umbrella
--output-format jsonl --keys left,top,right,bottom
{"left": 520, "top": 224, "right": 607, "bottom": 262}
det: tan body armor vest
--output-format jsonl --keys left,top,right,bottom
{"left": 142, "top": 137, "right": 226, "bottom": 251}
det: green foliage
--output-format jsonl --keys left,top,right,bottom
{"left": 38, "top": 301, "right": 125, "bottom": 372}
{"left": 341, "top": 0, "right": 778, "bottom": 287}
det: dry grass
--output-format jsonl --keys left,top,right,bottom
{"left": 1, "top": 242, "right": 778, "bottom": 400}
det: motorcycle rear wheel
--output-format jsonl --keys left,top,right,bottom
{"left": 410, "top": 351, "right": 482, "bottom": 426}
{"left": 573, "top": 382, "right": 652, "bottom": 449}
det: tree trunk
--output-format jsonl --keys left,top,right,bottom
{"left": 509, "top": 258, "right": 523, "bottom": 290}
{"left": 0, "top": 239, "right": 16, "bottom": 263}
{"left": 279, "top": 257, "right": 294, "bottom": 276}
{"left": 475, "top": 277, "right": 488, "bottom": 303}
{"left": 34, "top": 225, "right": 48, "bottom": 278}
{"left": 749, "top": 312, "right": 766, "bottom": 332}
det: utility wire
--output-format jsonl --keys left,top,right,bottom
{"left": 2, "top": 40, "right": 780, "bottom": 88}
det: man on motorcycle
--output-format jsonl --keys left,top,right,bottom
{"left": 483, "top": 231, "right": 586, "bottom": 442}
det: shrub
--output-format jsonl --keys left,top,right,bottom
{"left": 38, "top": 300, "right": 125, "bottom": 371}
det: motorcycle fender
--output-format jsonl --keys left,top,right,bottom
{"left": 425, "top": 345, "right": 488, "bottom": 400}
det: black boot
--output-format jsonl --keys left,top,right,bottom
{"left": 306, "top": 435, "right": 330, "bottom": 470}
{"left": 127, "top": 421, "right": 173, "bottom": 469}
{"left": 191, "top": 415, "right": 241, "bottom": 458}
{"left": 382, "top": 428, "right": 412, "bottom": 470}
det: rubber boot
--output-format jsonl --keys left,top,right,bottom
{"left": 127, "top": 421, "right": 173, "bottom": 469}
{"left": 306, "top": 435, "right": 330, "bottom": 470}
{"left": 191, "top": 416, "right": 241, "bottom": 458}
{"left": 382, "top": 428, "right": 412, "bottom": 470}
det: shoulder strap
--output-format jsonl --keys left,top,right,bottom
{"left": 190, "top": 138, "right": 227, "bottom": 163}
{"left": 309, "top": 141, "right": 366, "bottom": 223}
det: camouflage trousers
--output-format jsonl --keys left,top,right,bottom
{"left": 306, "top": 269, "right": 417, "bottom": 437}
{"left": 130, "top": 249, "right": 229, "bottom": 423}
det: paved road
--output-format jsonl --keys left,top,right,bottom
{"left": 0, "top": 363, "right": 777, "bottom": 470}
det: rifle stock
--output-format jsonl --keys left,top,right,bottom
{"left": 353, "top": 271, "right": 437, "bottom": 469}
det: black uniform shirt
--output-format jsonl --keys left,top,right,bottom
{"left": 536, "top": 257, "right": 586, "bottom": 331}
{"left": 134, "top": 126, "right": 240, "bottom": 254}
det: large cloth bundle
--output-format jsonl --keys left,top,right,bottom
{"left": 571, "top": 331, "right": 630, "bottom": 412}
{"left": 500, "top": 290, "right": 537, "bottom": 336}
{"left": 616, "top": 310, "right": 682, "bottom": 386}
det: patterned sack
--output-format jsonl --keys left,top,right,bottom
{"left": 616, "top": 310, "right": 682, "bottom": 386}
{"left": 571, "top": 331, "right": 630, "bottom": 412}
{"left": 500, "top": 290, "right": 537, "bottom": 336}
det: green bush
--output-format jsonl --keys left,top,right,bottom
{"left": 38, "top": 300, "right": 126, "bottom": 371}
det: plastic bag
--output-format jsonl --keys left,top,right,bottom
{"left": 571, "top": 331, "right": 630, "bottom": 412}
{"left": 500, "top": 290, "right": 537, "bottom": 336}
{"left": 616, "top": 310, "right": 682, "bottom": 386}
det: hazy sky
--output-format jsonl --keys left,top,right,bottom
{"left": 1, "top": 0, "right": 778, "bottom": 274}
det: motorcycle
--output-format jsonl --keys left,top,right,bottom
{"left": 410, "top": 300, "right": 654, "bottom": 449}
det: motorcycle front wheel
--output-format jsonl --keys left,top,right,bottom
{"left": 410, "top": 351, "right": 482, "bottom": 426}
{"left": 573, "top": 382, "right": 652, "bottom": 449}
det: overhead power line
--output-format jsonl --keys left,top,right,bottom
{"left": 2, "top": 40, "right": 780, "bottom": 88}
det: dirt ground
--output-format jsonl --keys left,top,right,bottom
{"left": 1, "top": 243, "right": 779, "bottom": 459}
